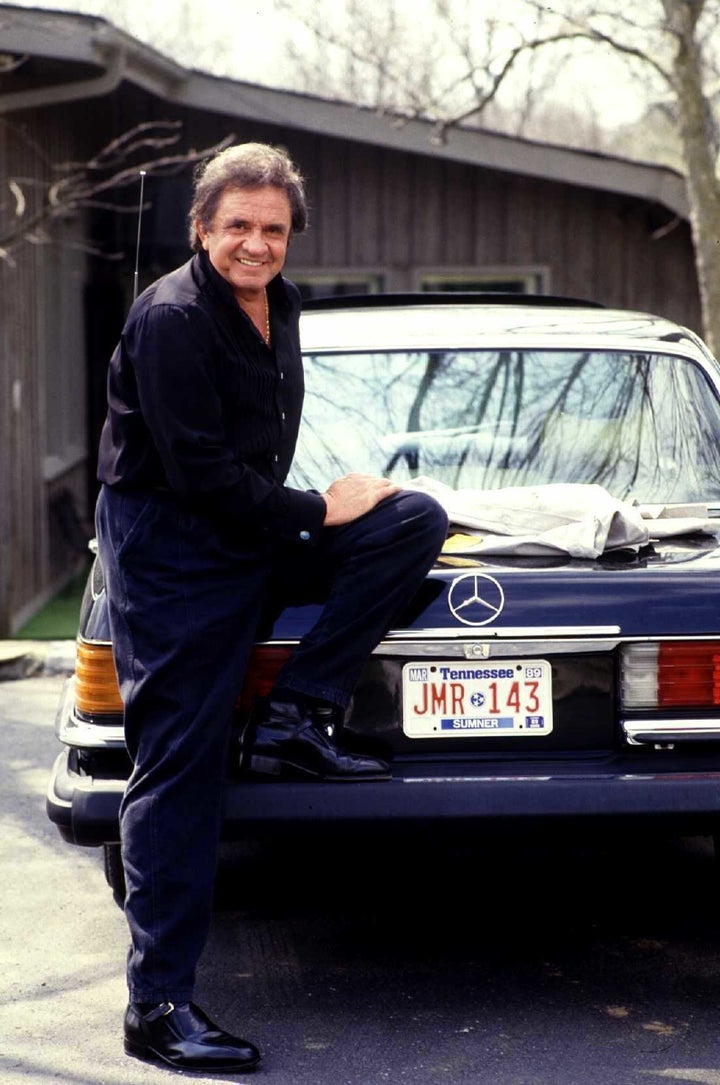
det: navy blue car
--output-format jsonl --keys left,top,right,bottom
{"left": 47, "top": 294, "right": 720, "bottom": 898}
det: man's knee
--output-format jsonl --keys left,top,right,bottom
{"left": 323, "top": 489, "right": 447, "bottom": 567}
{"left": 395, "top": 489, "right": 449, "bottom": 545}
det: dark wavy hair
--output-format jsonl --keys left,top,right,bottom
{"left": 188, "top": 142, "right": 308, "bottom": 251}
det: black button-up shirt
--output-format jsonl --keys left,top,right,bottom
{"left": 97, "top": 251, "right": 326, "bottom": 545}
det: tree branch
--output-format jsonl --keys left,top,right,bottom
{"left": 1, "top": 123, "right": 234, "bottom": 262}
{"left": 430, "top": 30, "right": 610, "bottom": 140}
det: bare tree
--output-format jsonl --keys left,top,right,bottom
{"left": 541, "top": 1, "right": 720, "bottom": 357}
{"left": 657, "top": 1, "right": 720, "bottom": 354}
{"left": 278, "top": 1, "right": 557, "bottom": 125}
{"left": 275, "top": 0, "right": 720, "bottom": 353}
{"left": 0, "top": 119, "right": 233, "bottom": 265}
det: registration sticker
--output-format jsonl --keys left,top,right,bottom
{"left": 401, "top": 660, "right": 553, "bottom": 738}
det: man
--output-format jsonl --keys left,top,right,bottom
{"left": 95, "top": 142, "right": 447, "bottom": 1074}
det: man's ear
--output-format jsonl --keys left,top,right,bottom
{"left": 194, "top": 220, "right": 209, "bottom": 250}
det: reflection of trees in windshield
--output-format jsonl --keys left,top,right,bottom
{"left": 385, "top": 352, "right": 444, "bottom": 475}
{"left": 290, "top": 349, "right": 720, "bottom": 504}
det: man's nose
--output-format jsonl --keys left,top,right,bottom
{"left": 242, "top": 228, "right": 266, "bottom": 254}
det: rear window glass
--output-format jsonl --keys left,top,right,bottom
{"left": 289, "top": 349, "right": 720, "bottom": 505}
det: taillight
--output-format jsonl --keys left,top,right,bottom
{"left": 621, "top": 641, "right": 720, "bottom": 709}
{"left": 75, "top": 640, "right": 124, "bottom": 715}
{"left": 74, "top": 640, "right": 295, "bottom": 718}
{"left": 236, "top": 645, "right": 295, "bottom": 713}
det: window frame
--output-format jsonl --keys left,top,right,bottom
{"left": 417, "top": 266, "right": 551, "bottom": 295}
{"left": 288, "top": 269, "right": 385, "bottom": 299}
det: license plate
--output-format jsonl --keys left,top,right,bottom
{"left": 401, "top": 660, "right": 553, "bottom": 738}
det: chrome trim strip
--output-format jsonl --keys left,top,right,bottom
{"left": 372, "top": 637, "right": 622, "bottom": 657}
{"left": 622, "top": 717, "right": 720, "bottom": 745}
{"left": 261, "top": 633, "right": 720, "bottom": 651}
{"left": 59, "top": 713, "right": 125, "bottom": 748}
{"left": 385, "top": 625, "right": 621, "bottom": 639}
{"left": 57, "top": 683, "right": 125, "bottom": 748}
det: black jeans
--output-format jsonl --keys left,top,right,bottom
{"left": 95, "top": 483, "right": 447, "bottom": 1003}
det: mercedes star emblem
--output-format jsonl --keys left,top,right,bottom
{"left": 447, "top": 572, "right": 505, "bottom": 626}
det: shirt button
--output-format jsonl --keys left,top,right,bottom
{"left": 280, "top": 371, "right": 285, "bottom": 380}
{"left": 274, "top": 454, "right": 279, "bottom": 463}
{"left": 299, "top": 530, "right": 311, "bottom": 541}
{"left": 281, "top": 411, "right": 286, "bottom": 421}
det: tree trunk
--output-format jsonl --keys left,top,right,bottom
{"left": 663, "top": 0, "right": 720, "bottom": 354}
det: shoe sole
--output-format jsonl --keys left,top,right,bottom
{"left": 124, "top": 1038, "right": 261, "bottom": 1072}
{"left": 247, "top": 753, "right": 391, "bottom": 781}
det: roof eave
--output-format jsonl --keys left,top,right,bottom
{"left": 0, "top": 3, "right": 690, "bottom": 219}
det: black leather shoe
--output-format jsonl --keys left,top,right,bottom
{"left": 244, "top": 700, "right": 391, "bottom": 781}
{"left": 124, "top": 1001, "right": 261, "bottom": 1072}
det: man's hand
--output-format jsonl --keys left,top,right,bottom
{"left": 322, "top": 473, "right": 402, "bottom": 526}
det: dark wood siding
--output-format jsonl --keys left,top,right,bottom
{"left": 85, "top": 91, "right": 701, "bottom": 325}
{"left": 1, "top": 103, "right": 90, "bottom": 633}
{"left": 284, "top": 137, "right": 699, "bottom": 327}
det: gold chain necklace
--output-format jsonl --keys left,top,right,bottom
{"left": 264, "top": 289, "right": 271, "bottom": 346}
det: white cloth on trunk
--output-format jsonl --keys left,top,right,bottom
{"left": 403, "top": 477, "right": 718, "bottom": 559}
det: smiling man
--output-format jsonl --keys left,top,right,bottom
{"left": 93, "top": 143, "right": 447, "bottom": 1073}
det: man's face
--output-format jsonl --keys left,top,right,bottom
{"left": 195, "top": 185, "right": 292, "bottom": 302}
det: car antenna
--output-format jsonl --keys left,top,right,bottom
{"left": 132, "top": 170, "right": 147, "bottom": 303}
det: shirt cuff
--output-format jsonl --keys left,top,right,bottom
{"left": 270, "top": 487, "right": 327, "bottom": 545}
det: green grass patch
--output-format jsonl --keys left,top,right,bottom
{"left": 16, "top": 570, "right": 87, "bottom": 640}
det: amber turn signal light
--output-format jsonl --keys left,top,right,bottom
{"left": 74, "top": 639, "right": 124, "bottom": 715}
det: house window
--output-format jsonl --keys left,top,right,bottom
{"left": 419, "top": 268, "right": 549, "bottom": 294}
{"left": 291, "top": 272, "right": 385, "bottom": 301}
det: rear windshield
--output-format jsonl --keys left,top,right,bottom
{"left": 289, "top": 349, "right": 720, "bottom": 505}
